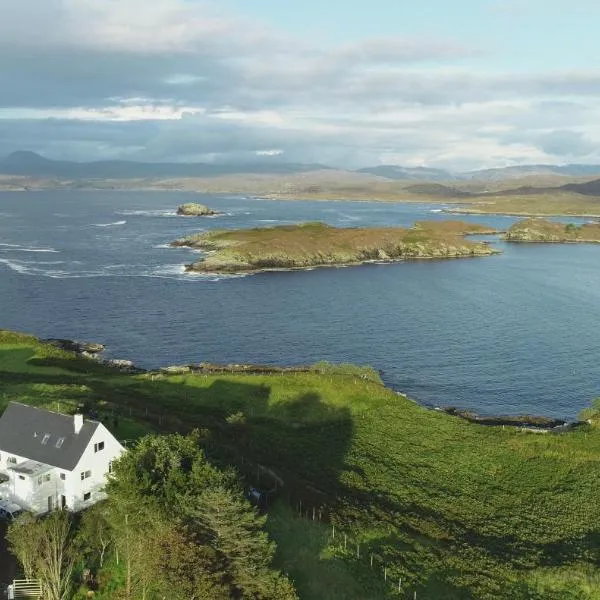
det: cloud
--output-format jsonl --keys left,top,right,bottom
{"left": 0, "top": 0, "right": 600, "bottom": 169}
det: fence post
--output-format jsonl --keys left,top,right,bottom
{"left": 370, "top": 554, "right": 373, "bottom": 568}
{"left": 332, "top": 524, "right": 335, "bottom": 539}
{"left": 356, "top": 544, "right": 360, "bottom": 559}
{"left": 344, "top": 534, "right": 347, "bottom": 550}
{"left": 384, "top": 567, "right": 387, "bottom": 582}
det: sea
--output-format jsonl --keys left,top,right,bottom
{"left": 1, "top": 191, "right": 599, "bottom": 420}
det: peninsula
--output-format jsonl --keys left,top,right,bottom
{"left": 171, "top": 220, "right": 499, "bottom": 274}
{"left": 506, "top": 218, "right": 600, "bottom": 243}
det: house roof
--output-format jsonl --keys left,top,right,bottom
{"left": 0, "top": 402, "right": 100, "bottom": 471}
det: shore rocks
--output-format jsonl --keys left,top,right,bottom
{"left": 160, "top": 365, "right": 191, "bottom": 375}
{"left": 43, "top": 338, "right": 105, "bottom": 355}
{"left": 176, "top": 203, "right": 217, "bottom": 216}
{"left": 443, "top": 407, "right": 567, "bottom": 429}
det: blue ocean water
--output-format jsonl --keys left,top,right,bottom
{"left": 1, "top": 191, "right": 599, "bottom": 420}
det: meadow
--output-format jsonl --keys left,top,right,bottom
{"left": 1, "top": 330, "right": 599, "bottom": 599}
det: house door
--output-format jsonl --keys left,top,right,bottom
{"left": 47, "top": 496, "right": 54, "bottom": 512}
{"left": 61, "top": 495, "right": 66, "bottom": 509}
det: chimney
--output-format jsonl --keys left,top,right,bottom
{"left": 74, "top": 414, "right": 84, "bottom": 434}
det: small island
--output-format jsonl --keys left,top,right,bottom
{"left": 171, "top": 220, "right": 500, "bottom": 274}
{"left": 176, "top": 202, "right": 218, "bottom": 216}
{"left": 506, "top": 218, "right": 600, "bottom": 243}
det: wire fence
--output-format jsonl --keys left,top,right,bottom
{"left": 45, "top": 392, "right": 424, "bottom": 598}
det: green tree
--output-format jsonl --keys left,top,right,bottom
{"left": 104, "top": 433, "right": 298, "bottom": 599}
{"left": 7, "top": 510, "right": 78, "bottom": 600}
{"left": 191, "top": 486, "right": 298, "bottom": 600}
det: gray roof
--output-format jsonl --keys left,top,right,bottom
{"left": 0, "top": 402, "right": 99, "bottom": 471}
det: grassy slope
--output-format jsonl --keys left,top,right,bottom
{"left": 1, "top": 331, "right": 600, "bottom": 599}
{"left": 174, "top": 221, "right": 499, "bottom": 273}
{"left": 447, "top": 192, "right": 600, "bottom": 217}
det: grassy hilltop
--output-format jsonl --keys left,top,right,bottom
{"left": 1, "top": 330, "right": 600, "bottom": 599}
{"left": 172, "top": 220, "right": 499, "bottom": 274}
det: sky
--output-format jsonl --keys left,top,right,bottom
{"left": 1, "top": 0, "right": 599, "bottom": 170}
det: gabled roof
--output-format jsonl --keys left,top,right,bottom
{"left": 0, "top": 402, "right": 100, "bottom": 471}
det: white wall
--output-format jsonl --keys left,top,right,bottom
{"left": 69, "top": 423, "right": 124, "bottom": 512}
{"left": 0, "top": 451, "right": 66, "bottom": 514}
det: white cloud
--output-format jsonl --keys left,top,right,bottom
{"left": 0, "top": 0, "right": 599, "bottom": 169}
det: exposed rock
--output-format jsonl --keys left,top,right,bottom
{"left": 443, "top": 407, "right": 566, "bottom": 429}
{"left": 43, "top": 338, "right": 105, "bottom": 355}
{"left": 105, "top": 359, "right": 145, "bottom": 374}
{"left": 160, "top": 365, "right": 191, "bottom": 375}
{"left": 176, "top": 203, "right": 217, "bottom": 216}
{"left": 506, "top": 218, "right": 600, "bottom": 243}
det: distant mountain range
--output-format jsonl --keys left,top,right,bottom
{"left": 355, "top": 165, "right": 455, "bottom": 181}
{"left": 0, "top": 151, "right": 332, "bottom": 179}
{"left": 3, "top": 151, "right": 600, "bottom": 183}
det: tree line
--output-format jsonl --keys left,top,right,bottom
{"left": 7, "top": 432, "right": 298, "bottom": 600}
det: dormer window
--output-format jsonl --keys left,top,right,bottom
{"left": 56, "top": 438, "right": 65, "bottom": 449}
{"left": 41, "top": 434, "right": 50, "bottom": 445}
{"left": 94, "top": 441, "right": 105, "bottom": 453}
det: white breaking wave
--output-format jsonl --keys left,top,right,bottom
{"left": 118, "top": 209, "right": 177, "bottom": 217}
{"left": 10, "top": 247, "right": 59, "bottom": 253}
{"left": 92, "top": 220, "right": 127, "bottom": 227}
{"left": 429, "top": 209, "right": 443, "bottom": 213}
{"left": 0, "top": 243, "right": 21, "bottom": 247}
{"left": 0, "top": 257, "right": 243, "bottom": 282}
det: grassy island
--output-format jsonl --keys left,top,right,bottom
{"left": 506, "top": 218, "right": 600, "bottom": 243}
{"left": 1, "top": 330, "right": 600, "bottom": 599}
{"left": 171, "top": 221, "right": 499, "bottom": 274}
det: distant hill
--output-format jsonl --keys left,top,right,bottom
{"left": 403, "top": 183, "right": 472, "bottom": 197}
{"left": 0, "top": 151, "right": 333, "bottom": 179}
{"left": 561, "top": 179, "right": 600, "bottom": 196}
{"left": 5, "top": 152, "right": 600, "bottom": 189}
{"left": 356, "top": 165, "right": 457, "bottom": 181}
{"left": 468, "top": 164, "right": 600, "bottom": 181}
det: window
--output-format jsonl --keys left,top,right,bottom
{"left": 108, "top": 461, "right": 113, "bottom": 474}
{"left": 18, "top": 475, "right": 25, "bottom": 481}
{"left": 37, "top": 476, "right": 42, "bottom": 485}
{"left": 7, "top": 457, "right": 16, "bottom": 464}
{"left": 83, "top": 492, "right": 91, "bottom": 501}
{"left": 41, "top": 433, "right": 50, "bottom": 445}
{"left": 60, "top": 473, "right": 66, "bottom": 481}
{"left": 94, "top": 441, "right": 105, "bottom": 453}
{"left": 80, "top": 470, "right": 91, "bottom": 480}
{"left": 44, "top": 474, "right": 51, "bottom": 482}
{"left": 56, "top": 437, "right": 65, "bottom": 449}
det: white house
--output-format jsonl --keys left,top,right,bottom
{"left": 0, "top": 402, "right": 124, "bottom": 514}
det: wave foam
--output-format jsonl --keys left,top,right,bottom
{"left": 11, "top": 247, "right": 59, "bottom": 253}
{"left": 118, "top": 209, "right": 177, "bottom": 218}
{"left": 92, "top": 220, "right": 127, "bottom": 227}
{"left": 0, "top": 257, "right": 242, "bottom": 282}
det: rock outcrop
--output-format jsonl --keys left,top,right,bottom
{"left": 506, "top": 218, "right": 600, "bottom": 243}
{"left": 176, "top": 203, "right": 217, "bottom": 216}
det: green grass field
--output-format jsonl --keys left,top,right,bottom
{"left": 1, "top": 330, "right": 599, "bottom": 599}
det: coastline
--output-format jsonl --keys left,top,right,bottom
{"left": 46, "top": 334, "right": 579, "bottom": 431}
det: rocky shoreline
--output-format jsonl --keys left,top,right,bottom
{"left": 47, "top": 336, "right": 584, "bottom": 431}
